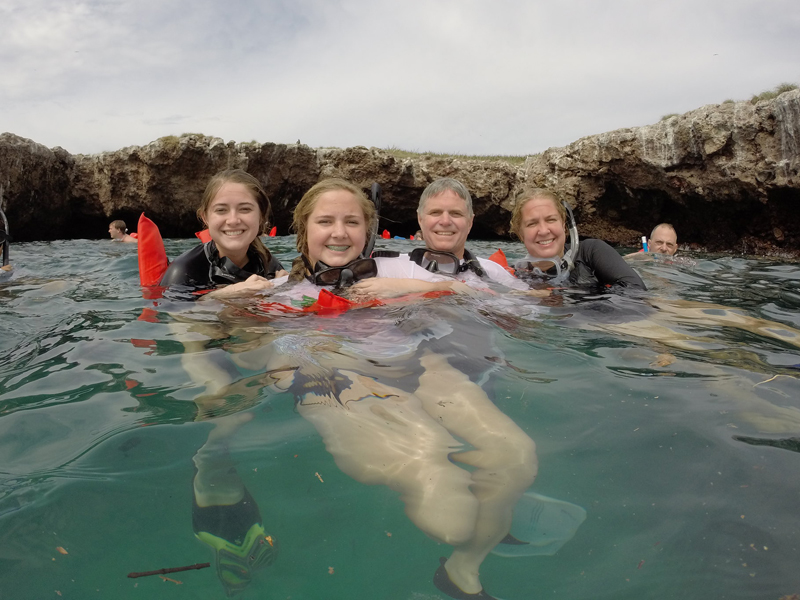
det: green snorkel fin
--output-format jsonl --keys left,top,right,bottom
{"left": 362, "top": 182, "right": 382, "bottom": 258}
{"left": 196, "top": 522, "right": 277, "bottom": 597}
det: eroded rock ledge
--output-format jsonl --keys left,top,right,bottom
{"left": 1, "top": 89, "right": 798, "bottom": 255}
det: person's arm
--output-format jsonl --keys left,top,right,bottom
{"left": 204, "top": 274, "right": 274, "bottom": 299}
{"left": 352, "top": 256, "right": 486, "bottom": 298}
{"left": 580, "top": 239, "right": 647, "bottom": 289}
{"left": 352, "top": 277, "right": 481, "bottom": 298}
{"left": 477, "top": 258, "right": 529, "bottom": 291}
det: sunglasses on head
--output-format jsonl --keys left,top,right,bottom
{"left": 312, "top": 258, "right": 378, "bottom": 287}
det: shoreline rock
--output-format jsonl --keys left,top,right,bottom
{"left": 1, "top": 89, "right": 798, "bottom": 257}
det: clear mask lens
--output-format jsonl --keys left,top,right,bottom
{"left": 313, "top": 258, "right": 378, "bottom": 287}
{"left": 410, "top": 248, "right": 460, "bottom": 275}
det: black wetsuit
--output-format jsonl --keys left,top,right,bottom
{"left": 160, "top": 241, "right": 283, "bottom": 291}
{"left": 570, "top": 239, "right": 646, "bottom": 290}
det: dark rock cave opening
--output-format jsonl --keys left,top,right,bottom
{"left": 594, "top": 183, "right": 799, "bottom": 254}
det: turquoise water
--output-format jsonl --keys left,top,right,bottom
{"left": 1, "top": 238, "right": 800, "bottom": 600}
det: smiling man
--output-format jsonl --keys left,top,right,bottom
{"left": 417, "top": 179, "right": 474, "bottom": 259}
{"left": 414, "top": 178, "right": 526, "bottom": 290}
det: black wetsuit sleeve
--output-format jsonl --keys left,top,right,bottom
{"left": 159, "top": 244, "right": 213, "bottom": 288}
{"left": 574, "top": 239, "right": 647, "bottom": 290}
{"left": 265, "top": 253, "right": 284, "bottom": 277}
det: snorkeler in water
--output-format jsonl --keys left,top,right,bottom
{"left": 647, "top": 223, "right": 678, "bottom": 256}
{"left": 352, "top": 178, "right": 529, "bottom": 298}
{"left": 159, "top": 169, "right": 287, "bottom": 298}
{"left": 108, "top": 220, "right": 138, "bottom": 244}
{"left": 509, "top": 187, "right": 646, "bottom": 290}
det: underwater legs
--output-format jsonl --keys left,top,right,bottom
{"left": 191, "top": 413, "right": 277, "bottom": 596}
{"left": 415, "top": 352, "right": 539, "bottom": 596}
{"left": 297, "top": 372, "right": 480, "bottom": 546}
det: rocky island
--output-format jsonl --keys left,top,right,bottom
{"left": 1, "top": 89, "right": 798, "bottom": 256}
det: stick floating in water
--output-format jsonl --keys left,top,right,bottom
{"left": 127, "top": 563, "right": 211, "bottom": 578}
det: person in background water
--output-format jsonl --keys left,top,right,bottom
{"left": 511, "top": 188, "right": 646, "bottom": 290}
{"left": 159, "top": 169, "right": 286, "bottom": 298}
{"left": 648, "top": 223, "right": 678, "bottom": 255}
{"left": 108, "top": 220, "right": 138, "bottom": 243}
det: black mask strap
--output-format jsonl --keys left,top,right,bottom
{"left": 460, "top": 249, "right": 487, "bottom": 278}
{"left": 204, "top": 241, "right": 263, "bottom": 284}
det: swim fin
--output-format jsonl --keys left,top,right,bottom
{"left": 491, "top": 491, "right": 587, "bottom": 557}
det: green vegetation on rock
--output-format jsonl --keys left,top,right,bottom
{"left": 750, "top": 82, "right": 798, "bottom": 104}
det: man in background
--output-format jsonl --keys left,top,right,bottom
{"left": 648, "top": 223, "right": 678, "bottom": 255}
{"left": 109, "top": 220, "right": 138, "bottom": 243}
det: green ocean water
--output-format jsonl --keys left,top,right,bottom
{"left": 1, "top": 238, "right": 799, "bottom": 600}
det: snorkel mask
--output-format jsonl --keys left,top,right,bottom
{"left": 306, "top": 182, "right": 383, "bottom": 289}
{"left": 204, "top": 242, "right": 265, "bottom": 284}
{"left": 408, "top": 247, "right": 486, "bottom": 278}
{"left": 311, "top": 257, "right": 378, "bottom": 287}
{"left": 515, "top": 200, "right": 579, "bottom": 284}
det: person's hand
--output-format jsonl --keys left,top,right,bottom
{"left": 447, "top": 281, "right": 489, "bottom": 298}
{"left": 274, "top": 269, "right": 289, "bottom": 278}
{"left": 525, "top": 288, "right": 553, "bottom": 298}
{"left": 352, "top": 278, "right": 442, "bottom": 299}
{"left": 207, "top": 274, "right": 274, "bottom": 298}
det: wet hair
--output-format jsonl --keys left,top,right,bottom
{"left": 509, "top": 188, "right": 567, "bottom": 239}
{"left": 650, "top": 223, "right": 677, "bottom": 240}
{"left": 418, "top": 178, "right": 474, "bottom": 217}
{"left": 110, "top": 220, "right": 127, "bottom": 232}
{"left": 289, "top": 179, "right": 376, "bottom": 281}
{"left": 197, "top": 169, "right": 274, "bottom": 269}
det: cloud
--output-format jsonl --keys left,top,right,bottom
{"left": 1, "top": 0, "right": 798, "bottom": 155}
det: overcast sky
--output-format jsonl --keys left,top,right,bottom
{"left": 1, "top": 0, "right": 798, "bottom": 156}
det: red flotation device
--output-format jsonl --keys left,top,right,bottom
{"left": 487, "top": 248, "right": 516, "bottom": 276}
{"left": 381, "top": 229, "right": 390, "bottom": 239}
{"left": 195, "top": 229, "right": 212, "bottom": 243}
{"left": 268, "top": 226, "right": 277, "bottom": 237}
{"left": 258, "top": 288, "right": 454, "bottom": 318}
{"left": 137, "top": 213, "right": 170, "bottom": 287}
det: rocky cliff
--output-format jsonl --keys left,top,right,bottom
{"left": 1, "top": 89, "right": 798, "bottom": 255}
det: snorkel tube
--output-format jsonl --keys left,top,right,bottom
{"left": 560, "top": 201, "right": 579, "bottom": 270}
{"left": 362, "top": 183, "right": 382, "bottom": 258}
{"left": 0, "top": 205, "right": 10, "bottom": 269}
